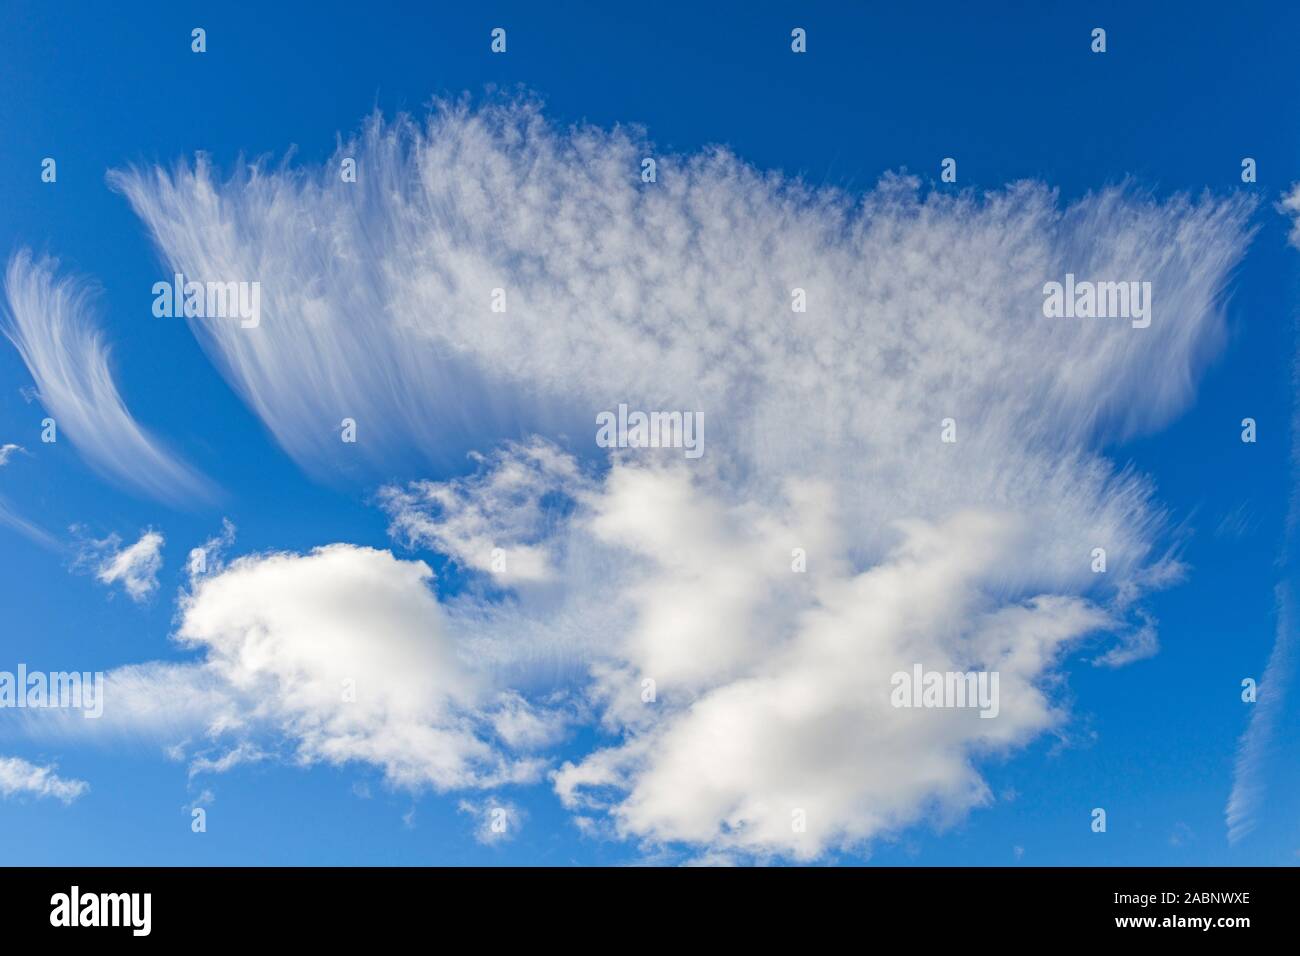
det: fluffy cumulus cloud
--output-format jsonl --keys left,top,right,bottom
{"left": 0, "top": 755, "right": 88, "bottom": 804}
{"left": 1225, "top": 585, "right": 1294, "bottom": 844}
{"left": 112, "top": 100, "right": 1252, "bottom": 485}
{"left": 1, "top": 252, "right": 216, "bottom": 506}
{"left": 404, "top": 448, "right": 1118, "bottom": 858}
{"left": 89, "top": 98, "right": 1257, "bottom": 857}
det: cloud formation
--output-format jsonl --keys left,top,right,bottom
{"left": 1224, "top": 187, "right": 1300, "bottom": 844}
{"left": 1, "top": 251, "right": 215, "bottom": 506}
{"left": 99, "top": 98, "right": 1257, "bottom": 858}
{"left": 0, "top": 755, "right": 88, "bottom": 804}
{"left": 88, "top": 530, "right": 165, "bottom": 602}
{"left": 0, "top": 440, "right": 58, "bottom": 550}
{"left": 381, "top": 438, "right": 584, "bottom": 583}
{"left": 1225, "top": 584, "right": 1295, "bottom": 844}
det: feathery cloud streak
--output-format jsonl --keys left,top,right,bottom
{"left": 2, "top": 252, "right": 216, "bottom": 506}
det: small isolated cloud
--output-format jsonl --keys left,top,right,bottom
{"left": 0, "top": 755, "right": 88, "bottom": 804}
{"left": 187, "top": 742, "right": 268, "bottom": 780}
{"left": 0, "top": 442, "right": 56, "bottom": 549}
{"left": 457, "top": 798, "right": 525, "bottom": 845}
{"left": 488, "top": 690, "right": 568, "bottom": 751}
{"left": 184, "top": 789, "right": 215, "bottom": 812}
{"left": 1224, "top": 190, "right": 1300, "bottom": 844}
{"left": 1, "top": 251, "right": 215, "bottom": 505}
{"left": 1215, "top": 502, "right": 1259, "bottom": 540}
{"left": 187, "top": 518, "right": 237, "bottom": 582}
{"left": 83, "top": 529, "right": 165, "bottom": 602}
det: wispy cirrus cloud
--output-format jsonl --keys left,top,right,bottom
{"left": 1225, "top": 583, "right": 1295, "bottom": 844}
{"left": 1224, "top": 187, "right": 1300, "bottom": 844}
{"left": 187, "top": 742, "right": 269, "bottom": 781}
{"left": 1, "top": 251, "right": 216, "bottom": 506}
{"left": 0, "top": 496, "right": 59, "bottom": 551}
{"left": 0, "top": 439, "right": 58, "bottom": 550}
{"left": 111, "top": 100, "right": 1254, "bottom": 486}
{"left": 22, "top": 543, "right": 565, "bottom": 797}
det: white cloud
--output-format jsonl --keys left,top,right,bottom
{"left": 1281, "top": 183, "right": 1300, "bottom": 249}
{"left": 1223, "top": 189, "right": 1300, "bottom": 844}
{"left": 166, "top": 544, "right": 552, "bottom": 790}
{"left": 91, "top": 529, "right": 165, "bottom": 602}
{"left": 187, "top": 518, "right": 237, "bottom": 582}
{"left": 184, "top": 789, "right": 215, "bottom": 813}
{"left": 0, "top": 755, "right": 88, "bottom": 804}
{"left": 102, "top": 98, "right": 1256, "bottom": 858}
{"left": 0, "top": 496, "right": 59, "bottom": 551}
{"left": 1224, "top": 591, "right": 1291, "bottom": 846}
{"left": 187, "top": 742, "right": 268, "bottom": 780}
{"left": 0, "top": 443, "right": 58, "bottom": 549}
{"left": 1, "top": 251, "right": 215, "bottom": 505}
{"left": 8, "top": 659, "right": 232, "bottom": 748}
{"left": 381, "top": 438, "right": 584, "bottom": 583}
{"left": 1091, "top": 611, "right": 1160, "bottom": 668}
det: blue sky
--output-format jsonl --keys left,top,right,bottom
{"left": 1, "top": 0, "right": 1298, "bottom": 865}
